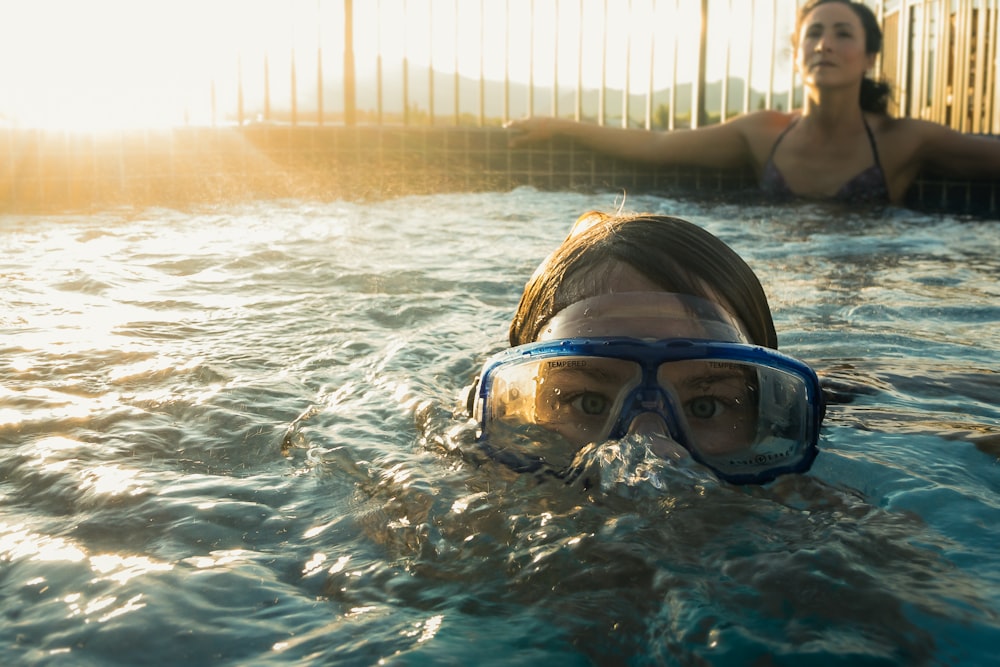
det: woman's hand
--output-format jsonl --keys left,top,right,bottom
{"left": 505, "top": 116, "right": 559, "bottom": 148}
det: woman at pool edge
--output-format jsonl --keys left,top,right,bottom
{"left": 468, "top": 211, "right": 826, "bottom": 486}
{"left": 505, "top": 0, "right": 1000, "bottom": 206}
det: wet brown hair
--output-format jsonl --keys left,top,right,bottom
{"left": 508, "top": 212, "right": 778, "bottom": 348}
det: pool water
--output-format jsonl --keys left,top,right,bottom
{"left": 1, "top": 191, "right": 998, "bottom": 666}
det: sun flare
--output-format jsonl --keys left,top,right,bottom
{"left": 2, "top": 0, "right": 266, "bottom": 130}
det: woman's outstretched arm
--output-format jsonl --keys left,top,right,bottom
{"left": 913, "top": 120, "right": 1000, "bottom": 178}
{"left": 505, "top": 113, "right": 780, "bottom": 171}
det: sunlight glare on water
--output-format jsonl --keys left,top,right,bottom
{"left": 0, "top": 191, "right": 998, "bottom": 666}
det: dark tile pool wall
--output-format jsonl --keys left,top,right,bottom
{"left": 2, "top": 126, "right": 997, "bottom": 217}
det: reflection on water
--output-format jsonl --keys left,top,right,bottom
{"left": 1, "top": 192, "right": 998, "bottom": 665}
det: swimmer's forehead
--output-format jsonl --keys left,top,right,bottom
{"left": 538, "top": 292, "right": 750, "bottom": 343}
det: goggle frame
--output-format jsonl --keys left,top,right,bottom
{"left": 473, "top": 337, "right": 825, "bottom": 485}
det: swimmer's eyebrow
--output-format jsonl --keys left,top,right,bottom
{"left": 669, "top": 368, "right": 750, "bottom": 391}
{"left": 542, "top": 365, "right": 635, "bottom": 384}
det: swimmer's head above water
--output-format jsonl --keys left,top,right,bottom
{"left": 469, "top": 212, "right": 825, "bottom": 485}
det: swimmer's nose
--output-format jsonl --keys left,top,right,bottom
{"left": 625, "top": 413, "right": 690, "bottom": 461}
{"left": 626, "top": 411, "right": 670, "bottom": 437}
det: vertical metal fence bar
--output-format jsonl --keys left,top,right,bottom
{"left": 316, "top": 9, "right": 324, "bottom": 126}
{"left": 964, "top": 0, "right": 975, "bottom": 129}
{"left": 949, "top": 0, "right": 959, "bottom": 126}
{"left": 989, "top": 0, "right": 995, "bottom": 130}
{"left": 874, "top": 0, "right": 884, "bottom": 76}
{"left": 743, "top": 0, "right": 755, "bottom": 114}
{"left": 931, "top": 0, "right": 947, "bottom": 124}
{"left": 623, "top": 0, "right": 632, "bottom": 128}
{"left": 529, "top": 0, "right": 536, "bottom": 117}
{"left": 766, "top": 0, "right": 777, "bottom": 109}
{"left": 919, "top": 2, "right": 931, "bottom": 118}
{"left": 947, "top": 0, "right": 958, "bottom": 127}
{"left": 926, "top": 0, "right": 935, "bottom": 121}
{"left": 600, "top": 0, "right": 608, "bottom": 125}
{"left": 552, "top": 0, "right": 559, "bottom": 118}
{"left": 929, "top": 0, "right": 940, "bottom": 120}
{"left": 987, "top": 0, "right": 995, "bottom": 131}
{"left": 504, "top": 0, "right": 510, "bottom": 123}
{"left": 987, "top": 0, "right": 999, "bottom": 132}
{"left": 720, "top": 0, "right": 732, "bottom": 122}
{"left": 787, "top": 0, "right": 798, "bottom": 113}
{"left": 982, "top": 0, "right": 997, "bottom": 132}
{"left": 905, "top": 1, "right": 915, "bottom": 118}
{"left": 956, "top": 0, "right": 974, "bottom": 132}
{"left": 428, "top": 2, "right": 435, "bottom": 124}
{"left": 479, "top": 0, "right": 486, "bottom": 126}
{"left": 955, "top": 0, "right": 970, "bottom": 130}
{"left": 376, "top": 0, "right": 384, "bottom": 125}
{"left": 972, "top": 0, "right": 987, "bottom": 132}
{"left": 576, "top": 0, "right": 583, "bottom": 121}
{"left": 669, "top": 0, "right": 679, "bottom": 129}
{"left": 943, "top": 0, "right": 954, "bottom": 125}
{"left": 403, "top": 0, "right": 411, "bottom": 125}
{"left": 982, "top": 0, "right": 993, "bottom": 130}
{"left": 881, "top": 1, "right": 897, "bottom": 114}
{"left": 980, "top": 0, "right": 989, "bottom": 129}
{"left": 645, "top": 0, "right": 655, "bottom": 129}
{"left": 693, "top": 0, "right": 707, "bottom": 125}
{"left": 969, "top": 0, "right": 980, "bottom": 129}
{"left": 454, "top": 0, "right": 460, "bottom": 125}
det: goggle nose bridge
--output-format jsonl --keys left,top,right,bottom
{"left": 611, "top": 369, "right": 687, "bottom": 444}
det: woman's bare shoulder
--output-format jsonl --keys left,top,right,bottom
{"left": 874, "top": 115, "right": 1000, "bottom": 177}
{"left": 726, "top": 109, "right": 797, "bottom": 131}
{"left": 722, "top": 110, "right": 798, "bottom": 161}
{"left": 873, "top": 115, "right": 976, "bottom": 143}
{"left": 875, "top": 115, "right": 994, "bottom": 152}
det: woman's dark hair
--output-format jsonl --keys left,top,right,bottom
{"left": 508, "top": 212, "right": 778, "bottom": 349}
{"left": 797, "top": 0, "right": 893, "bottom": 114}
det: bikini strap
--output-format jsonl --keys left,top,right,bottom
{"left": 860, "top": 113, "right": 891, "bottom": 200}
{"left": 765, "top": 117, "right": 799, "bottom": 164}
{"left": 861, "top": 114, "right": 884, "bottom": 170}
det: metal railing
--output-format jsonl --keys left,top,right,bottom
{"left": 881, "top": 0, "right": 999, "bottom": 133}
{"left": 206, "top": 0, "right": 998, "bottom": 132}
{"left": 235, "top": 0, "right": 801, "bottom": 130}
{"left": 1, "top": 1, "right": 995, "bottom": 131}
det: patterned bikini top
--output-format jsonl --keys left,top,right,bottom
{"left": 759, "top": 116, "right": 891, "bottom": 205}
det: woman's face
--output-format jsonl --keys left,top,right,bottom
{"left": 796, "top": 2, "right": 875, "bottom": 89}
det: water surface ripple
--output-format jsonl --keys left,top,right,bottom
{"left": 1, "top": 192, "right": 998, "bottom": 666}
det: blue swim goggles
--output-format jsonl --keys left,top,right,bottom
{"left": 471, "top": 338, "right": 824, "bottom": 485}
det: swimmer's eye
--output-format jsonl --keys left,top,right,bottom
{"left": 569, "top": 392, "right": 611, "bottom": 416}
{"left": 685, "top": 392, "right": 753, "bottom": 421}
{"left": 687, "top": 396, "right": 723, "bottom": 420}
